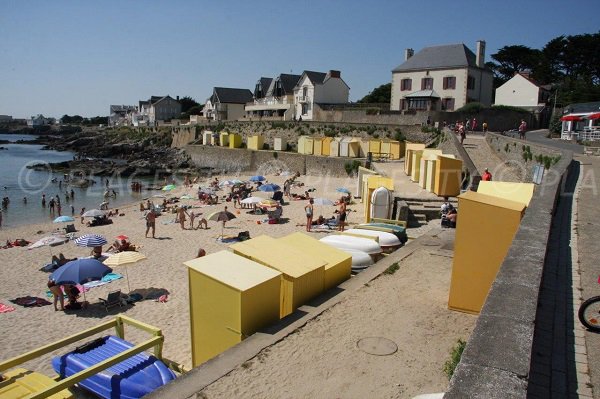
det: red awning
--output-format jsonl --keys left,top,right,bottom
{"left": 560, "top": 115, "right": 582, "bottom": 121}
{"left": 585, "top": 112, "right": 600, "bottom": 120}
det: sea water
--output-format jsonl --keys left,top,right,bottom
{"left": 0, "top": 134, "right": 152, "bottom": 228}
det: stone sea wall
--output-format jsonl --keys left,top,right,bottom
{"left": 184, "top": 144, "right": 354, "bottom": 177}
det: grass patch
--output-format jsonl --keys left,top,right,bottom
{"left": 383, "top": 262, "right": 400, "bottom": 275}
{"left": 443, "top": 338, "right": 466, "bottom": 380}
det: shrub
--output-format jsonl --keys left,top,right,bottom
{"left": 383, "top": 262, "right": 399, "bottom": 275}
{"left": 443, "top": 338, "right": 466, "bottom": 380}
{"left": 394, "top": 129, "right": 406, "bottom": 142}
{"left": 344, "top": 160, "right": 362, "bottom": 176}
{"left": 365, "top": 108, "right": 380, "bottom": 115}
{"left": 455, "top": 102, "right": 485, "bottom": 113}
{"left": 324, "top": 130, "right": 337, "bottom": 138}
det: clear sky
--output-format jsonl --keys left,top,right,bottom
{"left": 1, "top": 0, "right": 598, "bottom": 119}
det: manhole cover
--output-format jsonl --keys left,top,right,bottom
{"left": 357, "top": 337, "right": 398, "bottom": 356}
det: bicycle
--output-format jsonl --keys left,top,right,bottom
{"left": 578, "top": 276, "right": 600, "bottom": 332}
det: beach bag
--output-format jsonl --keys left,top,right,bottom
{"left": 237, "top": 231, "right": 250, "bottom": 241}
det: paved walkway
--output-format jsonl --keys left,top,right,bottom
{"left": 575, "top": 155, "right": 600, "bottom": 398}
{"left": 461, "top": 133, "right": 521, "bottom": 181}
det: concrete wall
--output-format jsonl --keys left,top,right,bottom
{"left": 485, "top": 132, "right": 561, "bottom": 182}
{"left": 444, "top": 147, "right": 574, "bottom": 398}
{"left": 184, "top": 144, "right": 353, "bottom": 177}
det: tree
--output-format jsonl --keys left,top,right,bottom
{"left": 489, "top": 45, "right": 543, "bottom": 84}
{"left": 178, "top": 96, "right": 200, "bottom": 113}
{"left": 358, "top": 83, "right": 391, "bottom": 103}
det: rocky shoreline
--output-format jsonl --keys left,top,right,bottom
{"left": 24, "top": 128, "right": 201, "bottom": 177}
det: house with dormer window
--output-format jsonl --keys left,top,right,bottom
{"left": 390, "top": 41, "right": 493, "bottom": 112}
{"left": 293, "top": 70, "right": 349, "bottom": 120}
{"left": 245, "top": 74, "right": 301, "bottom": 120}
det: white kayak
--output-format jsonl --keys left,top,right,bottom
{"left": 344, "top": 228, "right": 401, "bottom": 250}
{"left": 342, "top": 248, "right": 374, "bottom": 273}
{"left": 319, "top": 235, "right": 382, "bottom": 255}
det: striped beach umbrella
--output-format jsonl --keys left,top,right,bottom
{"left": 74, "top": 234, "right": 108, "bottom": 248}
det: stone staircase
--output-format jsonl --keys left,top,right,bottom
{"left": 396, "top": 197, "right": 458, "bottom": 227}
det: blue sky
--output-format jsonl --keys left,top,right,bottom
{"left": 1, "top": 0, "right": 598, "bottom": 119}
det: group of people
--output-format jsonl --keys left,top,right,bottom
{"left": 441, "top": 197, "right": 458, "bottom": 228}
{"left": 304, "top": 196, "right": 348, "bottom": 233}
{"left": 47, "top": 279, "right": 87, "bottom": 311}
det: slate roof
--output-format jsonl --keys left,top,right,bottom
{"left": 110, "top": 105, "right": 137, "bottom": 113}
{"left": 304, "top": 71, "right": 327, "bottom": 85}
{"left": 255, "top": 77, "right": 273, "bottom": 97}
{"left": 564, "top": 101, "right": 600, "bottom": 114}
{"left": 272, "top": 74, "right": 302, "bottom": 96}
{"left": 392, "top": 44, "right": 480, "bottom": 72}
{"left": 212, "top": 87, "right": 254, "bottom": 104}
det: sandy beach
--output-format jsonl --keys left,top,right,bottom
{"left": 0, "top": 164, "right": 475, "bottom": 398}
{"left": 0, "top": 171, "right": 370, "bottom": 372}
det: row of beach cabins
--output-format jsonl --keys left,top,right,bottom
{"left": 201, "top": 131, "right": 404, "bottom": 160}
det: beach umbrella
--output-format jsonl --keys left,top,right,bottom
{"left": 50, "top": 258, "right": 112, "bottom": 286}
{"left": 27, "top": 236, "right": 68, "bottom": 255}
{"left": 115, "top": 234, "right": 129, "bottom": 241}
{"left": 74, "top": 234, "right": 108, "bottom": 248}
{"left": 53, "top": 215, "right": 75, "bottom": 223}
{"left": 162, "top": 184, "right": 176, "bottom": 191}
{"left": 103, "top": 252, "right": 147, "bottom": 292}
{"left": 258, "top": 183, "right": 281, "bottom": 192}
{"left": 249, "top": 175, "right": 266, "bottom": 182}
{"left": 240, "top": 197, "right": 264, "bottom": 205}
{"left": 199, "top": 187, "right": 214, "bottom": 195}
{"left": 336, "top": 187, "right": 351, "bottom": 194}
{"left": 82, "top": 209, "right": 105, "bottom": 218}
{"left": 312, "top": 198, "right": 335, "bottom": 206}
{"left": 207, "top": 210, "right": 237, "bottom": 239}
{"left": 259, "top": 199, "right": 279, "bottom": 207}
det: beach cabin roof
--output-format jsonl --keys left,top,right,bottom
{"left": 230, "top": 235, "right": 326, "bottom": 278}
{"left": 458, "top": 190, "right": 526, "bottom": 212}
{"left": 476, "top": 181, "right": 535, "bottom": 207}
{"left": 185, "top": 251, "right": 281, "bottom": 291}
{"left": 279, "top": 232, "right": 350, "bottom": 269}
{"left": 341, "top": 137, "right": 359, "bottom": 143}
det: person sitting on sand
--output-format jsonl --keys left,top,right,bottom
{"left": 64, "top": 285, "right": 88, "bottom": 310}
{"left": 51, "top": 253, "right": 74, "bottom": 267}
{"left": 91, "top": 246, "right": 103, "bottom": 259}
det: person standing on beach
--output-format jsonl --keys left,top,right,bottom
{"left": 70, "top": 189, "right": 75, "bottom": 200}
{"left": 47, "top": 279, "right": 64, "bottom": 311}
{"left": 42, "top": 194, "right": 46, "bottom": 207}
{"left": 177, "top": 206, "right": 189, "bottom": 230}
{"left": 338, "top": 198, "right": 347, "bottom": 232}
{"left": 0, "top": 209, "right": 3, "bottom": 227}
{"left": 304, "top": 199, "right": 314, "bottom": 232}
{"left": 145, "top": 209, "right": 156, "bottom": 238}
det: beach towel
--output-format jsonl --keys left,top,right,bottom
{"left": 101, "top": 272, "right": 123, "bottom": 282}
{"left": 10, "top": 296, "right": 52, "bottom": 307}
{"left": 83, "top": 280, "right": 108, "bottom": 289}
{"left": 0, "top": 303, "right": 16, "bottom": 313}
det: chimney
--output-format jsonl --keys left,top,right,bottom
{"left": 405, "top": 48, "right": 414, "bottom": 61}
{"left": 328, "top": 70, "right": 341, "bottom": 78}
{"left": 476, "top": 40, "right": 485, "bottom": 68}
{"left": 176, "top": 95, "right": 180, "bottom": 101}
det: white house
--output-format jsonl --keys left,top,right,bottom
{"left": 109, "top": 105, "right": 137, "bottom": 127}
{"left": 27, "top": 114, "right": 48, "bottom": 127}
{"left": 136, "top": 95, "right": 182, "bottom": 126}
{"left": 495, "top": 72, "right": 551, "bottom": 109}
{"left": 293, "top": 70, "right": 350, "bottom": 121}
{"left": 390, "top": 41, "right": 493, "bottom": 112}
{"left": 203, "top": 87, "right": 254, "bottom": 121}
{"left": 245, "top": 74, "right": 301, "bottom": 120}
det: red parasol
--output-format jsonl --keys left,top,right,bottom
{"left": 115, "top": 235, "right": 129, "bottom": 241}
{"left": 560, "top": 115, "right": 582, "bottom": 122}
